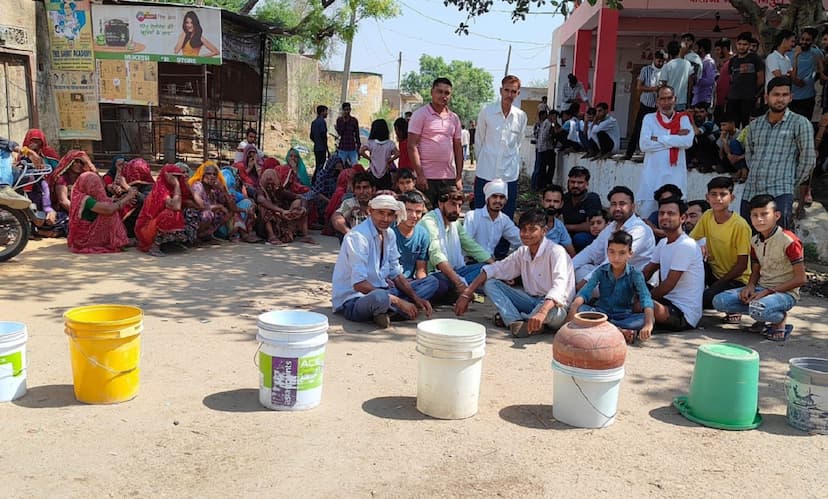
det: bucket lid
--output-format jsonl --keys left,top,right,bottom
{"left": 0, "top": 321, "right": 26, "bottom": 344}
{"left": 257, "top": 310, "right": 328, "bottom": 333}
{"left": 698, "top": 343, "right": 759, "bottom": 361}
{"left": 673, "top": 396, "right": 762, "bottom": 431}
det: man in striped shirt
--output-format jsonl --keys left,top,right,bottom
{"left": 624, "top": 50, "right": 665, "bottom": 160}
{"left": 743, "top": 76, "right": 815, "bottom": 230}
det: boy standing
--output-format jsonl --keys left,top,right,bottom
{"left": 689, "top": 176, "right": 752, "bottom": 311}
{"left": 713, "top": 195, "right": 807, "bottom": 341}
{"left": 455, "top": 209, "right": 575, "bottom": 337}
{"left": 567, "top": 231, "right": 655, "bottom": 344}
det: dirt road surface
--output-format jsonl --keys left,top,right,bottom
{"left": 2, "top": 237, "right": 826, "bottom": 497}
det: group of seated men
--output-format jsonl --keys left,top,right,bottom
{"left": 330, "top": 165, "right": 807, "bottom": 344}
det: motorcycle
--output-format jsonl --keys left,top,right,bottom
{"left": 0, "top": 159, "right": 52, "bottom": 262}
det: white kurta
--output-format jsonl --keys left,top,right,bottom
{"left": 636, "top": 112, "right": 694, "bottom": 216}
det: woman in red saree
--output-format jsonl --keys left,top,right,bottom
{"left": 67, "top": 171, "right": 137, "bottom": 254}
{"left": 257, "top": 167, "right": 316, "bottom": 245}
{"left": 50, "top": 150, "right": 97, "bottom": 214}
{"left": 20, "top": 129, "right": 60, "bottom": 164}
{"left": 114, "top": 158, "right": 155, "bottom": 237}
{"left": 135, "top": 164, "right": 192, "bottom": 256}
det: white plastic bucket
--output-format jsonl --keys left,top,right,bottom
{"left": 416, "top": 319, "right": 486, "bottom": 419}
{"left": 256, "top": 310, "right": 328, "bottom": 411}
{"left": 551, "top": 359, "right": 624, "bottom": 428}
{"left": 0, "top": 321, "right": 27, "bottom": 402}
{"left": 786, "top": 357, "right": 828, "bottom": 434}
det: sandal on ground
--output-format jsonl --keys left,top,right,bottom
{"left": 619, "top": 328, "right": 637, "bottom": 345}
{"left": 493, "top": 312, "right": 506, "bottom": 328}
{"left": 745, "top": 322, "right": 767, "bottom": 334}
{"left": 767, "top": 324, "right": 794, "bottom": 342}
{"left": 723, "top": 313, "right": 742, "bottom": 324}
{"left": 244, "top": 234, "right": 262, "bottom": 243}
{"left": 509, "top": 320, "right": 529, "bottom": 338}
{"left": 299, "top": 235, "right": 318, "bottom": 244}
{"left": 148, "top": 247, "right": 165, "bottom": 257}
{"left": 266, "top": 238, "right": 285, "bottom": 246}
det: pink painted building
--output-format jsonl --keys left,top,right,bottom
{"left": 547, "top": 0, "right": 796, "bottom": 139}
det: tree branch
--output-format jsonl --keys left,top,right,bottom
{"left": 238, "top": 0, "right": 260, "bottom": 15}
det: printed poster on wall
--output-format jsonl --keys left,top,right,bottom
{"left": 98, "top": 60, "right": 159, "bottom": 105}
{"left": 53, "top": 71, "right": 102, "bottom": 140}
{"left": 91, "top": 4, "right": 222, "bottom": 65}
{"left": 46, "top": 0, "right": 95, "bottom": 71}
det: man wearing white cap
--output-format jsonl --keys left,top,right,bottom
{"left": 463, "top": 179, "right": 521, "bottom": 259}
{"left": 332, "top": 194, "right": 435, "bottom": 329}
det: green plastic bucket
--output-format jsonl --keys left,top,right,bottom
{"left": 673, "top": 343, "right": 762, "bottom": 430}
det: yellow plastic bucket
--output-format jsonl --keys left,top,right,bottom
{"left": 64, "top": 305, "right": 143, "bottom": 404}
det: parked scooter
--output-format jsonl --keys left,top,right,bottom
{"left": 0, "top": 158, "right": 51, "bottom": 261}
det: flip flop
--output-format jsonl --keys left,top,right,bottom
{"left": 299, "top": 236, "right": 318, "bottom": 244}
{"left": 509, "top": 321, "right": 529, "bottom": 338}
{"left": 493, "top": 312, "right": 506, "bottom": 328}
{"left": 723, "top": 313, "right": 742, "bottom": 324}
{"left": 619, "top": 328, "right": 637, "bottom": 345}
{"left": 266, "top": 238, "right": 285, "bottom": 246}
{"left": 767, "top": 324, "right": 794, "bottom": 342}
{"left": 745, "top": 322, "right": 767, "bottom": 334}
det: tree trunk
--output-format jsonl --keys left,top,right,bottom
{"left": 730, "top": 0, "right": 826, "bottom": 54}
{"left": 239, "top": 0, "right": 260, "bottom": 15}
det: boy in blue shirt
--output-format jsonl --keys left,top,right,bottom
{"left": 392, "top": 191, "right": 436, "bottom": 287}
{"left": 566, "top": 230, "right": 655, "bottom": 343}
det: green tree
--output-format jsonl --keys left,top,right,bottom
{"left": 401, "top": 55, "right": 494, "bottom": 124}
{"left": 444, "top": 0, "right": 826, "bottom": 52}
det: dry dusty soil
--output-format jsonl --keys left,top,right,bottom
{"left": 1, "top": 236, "right": 827, "bottom": 498}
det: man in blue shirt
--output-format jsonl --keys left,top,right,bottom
{"left": 789, "top": 28, "right": 824, "bottom": 120}
{"left": 539, "top": 184, "right": 575, "bottom": 257}
{"left": 331, "top": 195, "right": 435, "bottom": 328}
{"left": 393, "top": 191, "right": 437, "bottom": 283}
{"left": 309, "top": 105, "right": 329, "bottom": 178}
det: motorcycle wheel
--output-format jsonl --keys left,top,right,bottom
{"left": 0, "top": 206, "right": 30, "bottom": 262}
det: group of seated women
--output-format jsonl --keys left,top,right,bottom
{"left": 10, "top": 129, "right": 338, "bottom": 256}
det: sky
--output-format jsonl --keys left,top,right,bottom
{"left": 325, "top": 0, "right": 565, "bottom": 91}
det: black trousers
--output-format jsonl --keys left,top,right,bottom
{"left": 790, "top": 98, "right": 816, "bottom": 121}
{"left": 725, "top": 98, "right": 756, "bottom": 128}
{"left": 587, "top": 131, "right": 615, "bottom": 154}
{"left": 538, "top": 149, "right": 556, "bottom": 189}
{"left": 626, "top": 103, "right": 656, "bottom": 156}
{"left": 313, "top": 150, "right": 327, "bottom": 183}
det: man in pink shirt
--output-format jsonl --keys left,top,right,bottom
{"left": 408, "top": 77, "right": 464, "bottom": 207}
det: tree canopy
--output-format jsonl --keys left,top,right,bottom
{"left": 443, "top": 0, "right": 826, "bottom": 51}
{"left": 401, "top": 55, "right": 495, "bottom": 124}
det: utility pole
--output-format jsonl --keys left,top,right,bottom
{"left": 504, "top": 44, "right": 512, "bottom": 77}
{"left": 397, "top": 51, "right": 402, "bottom": 117}
{"left": 340, "top": 5, "right": 357, "bottom": 105}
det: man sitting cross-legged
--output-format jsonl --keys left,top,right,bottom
{"left": 393, "top": 191, "right": 439, "bottom": 289}
{"left": 640, "top": 197, "right": 705, "bottom": 332}
{"left": 455, "top": 209, "right": 575, "bottom": 337}
{"left": 462, "top": 179, "right": 521, "bottom": 260}
{"left": 331, "top": 195, "right": 435, "bottom": 329}
{"left": 420, "top": 186, "right": 494, "bottom": 301}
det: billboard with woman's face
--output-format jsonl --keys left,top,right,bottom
{"left": 91, "top": 4, "right": 222, "bottom": 65}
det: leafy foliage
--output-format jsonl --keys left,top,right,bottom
{"left": 443, "top": 0, "right": 622, "bottom": 34}
{"left": 401, "top": 55, "right": 495, "bottom": 124}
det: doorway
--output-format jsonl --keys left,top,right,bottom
{"left": 0, "top": 53, "right": 32, "bottom": 141}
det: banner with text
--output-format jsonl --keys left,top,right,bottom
{"left": 53, "top": 71, "right": 102, "bottom": 140}
{"left": 91, "top": 5, "right": 222, "bottom": 65}
{"left": 98, "top": 60, "right": 159, "bottom": 106}
{"left": 46, "top": 0, "right": 95, "bottom": 71}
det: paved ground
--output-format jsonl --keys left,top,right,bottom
{"left": 1, "top": 235, "right": 826, "bottom": 498}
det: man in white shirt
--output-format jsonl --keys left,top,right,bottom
{"left": 572, "top": 186, "right": 655, "bottom": 287}
{"left": 331, "top": 195, "right": 434, "bottom": 328}
{"left": 641, "top": 197, "right": 704, "bottom": 331}
{"left": 234, "top": 127, "right": 263, "bottom": 163}
{"left": 455, "top": 208, "right": 575, "bottom": 337}
{"left": 583, "top": 102, "right": 620, "bottom": 159}
{"left": 460, "top": 124, "right": 470, "bottom": 160}
{"left": 474, "top": 74, "right": 528, "bottom": 224}
{"left": 560, "top": 73, "right": 588, "bottom": 109}
{"left": 463, "top": 179, "right": 521, "bottom": 259}
{"left": 766, "top": 29, "right": 795, "bottom": 87}
{"left": 636, "top": 86, "right": 694, "bottom": 217}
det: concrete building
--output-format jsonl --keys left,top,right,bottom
{"left": 322, "top": 70, "right": 383, "bottom": 131}
{"left": 0, "top": 1, "right": 42, "bottom": 141}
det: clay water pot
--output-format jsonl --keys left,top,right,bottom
{"left": 553, "top": 312, "right": 627, "bottom": 370}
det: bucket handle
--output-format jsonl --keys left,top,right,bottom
{"left": 68, "top": 337, "right": 139, "bottom": 377}
{"left": 253, "top": 343, "right": 262, "bottom": 368}
{"left": 570, "top": 376, "right": 617, "bottom": 427}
